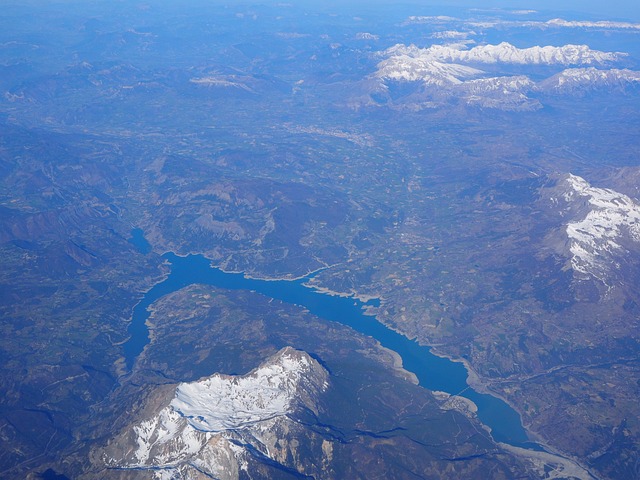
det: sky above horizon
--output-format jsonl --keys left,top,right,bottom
{"left": 456, "top": 0, "right": 640, "bottom": 18}
{"left": 293, "top": 0, "right": 640, "bottom": 20}
{"left": 5, "top": 1, "right": 638, "bottom": 22}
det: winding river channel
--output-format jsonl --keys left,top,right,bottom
{"left": 125, "top": 232, "right": 542, "bottom": 451}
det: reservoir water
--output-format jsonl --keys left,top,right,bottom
{"left": 124, "top": 247, "right": 542, "bottom": 451}
{"left": 128, "top": 228, "right": 152, "bottom": 254}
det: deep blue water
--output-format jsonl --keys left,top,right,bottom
{"left": 128, "top": 228, "right": 152, "bottom": 254}
{"left": 123, "top": 250, "right": 542, "bottom": 450}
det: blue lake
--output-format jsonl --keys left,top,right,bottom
{"left": 128, "top": 228, "right": 152, "bottom": 254}
{"left": 124, "top": 246, "right": 542, "bottom": 451}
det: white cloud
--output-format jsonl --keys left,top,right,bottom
{"left": 401, "top": 14, "right": 640, "bottom": 31}
{"left": 401, "top": 15, "right": 459, "bottom": 26}
{"left": 543, "top": 18, "right": 640, "bottom": 30}
{"left": 430, "top": 30, "right": 474, "bottom": 39}
{"left": 469, "top": 18, "right": 640, "bottom": 31}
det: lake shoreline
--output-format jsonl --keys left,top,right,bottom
{"left": 122, "top": 246, "right": 542, "bottom": 452}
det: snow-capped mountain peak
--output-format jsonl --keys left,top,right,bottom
{"left": 171, "top": 346, "right": 320, "bottom": 432}
{"left": 101, "top": 347, "right": 329, "bottom": 479}
{"left": 378, "top": 42, "right": 622, "bottom": 72}
{"left": 550, "top": 174, "right": 640, "bottom": 283}
{"left": 369, "top": 41, "right": 629, "bottom": 111}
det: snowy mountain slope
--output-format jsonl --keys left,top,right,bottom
{"left": 463, "top": 75, "right": 535, "bottom": 93}
{"left": 368, "top": 41, "right": 634, "bottom": 110}
{"left": 98, "top": 347, "right": 329, "bottom": 479}
{"left": 379, "top": 42, "right": 622, "bottom": 70}
{"left": 171, "top": 347, "right": 324, "bottom": 433}
{"left": 375, "top": 57, "right": 482, "bottom": 85}
{"left": 456, "top": 75, "right": 540, "bottom": 110}
{"left": 546, "top": 174, "right": 640, "bottom": 284}
{"left": 538, "top": 68, "right": 640, "bottom": 94}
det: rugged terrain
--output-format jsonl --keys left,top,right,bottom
{"left": 1, "top": 2, "right": 639, "bottom": 479}
{"left": 67, "top": 285, "right": 538, "bottom": 480}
